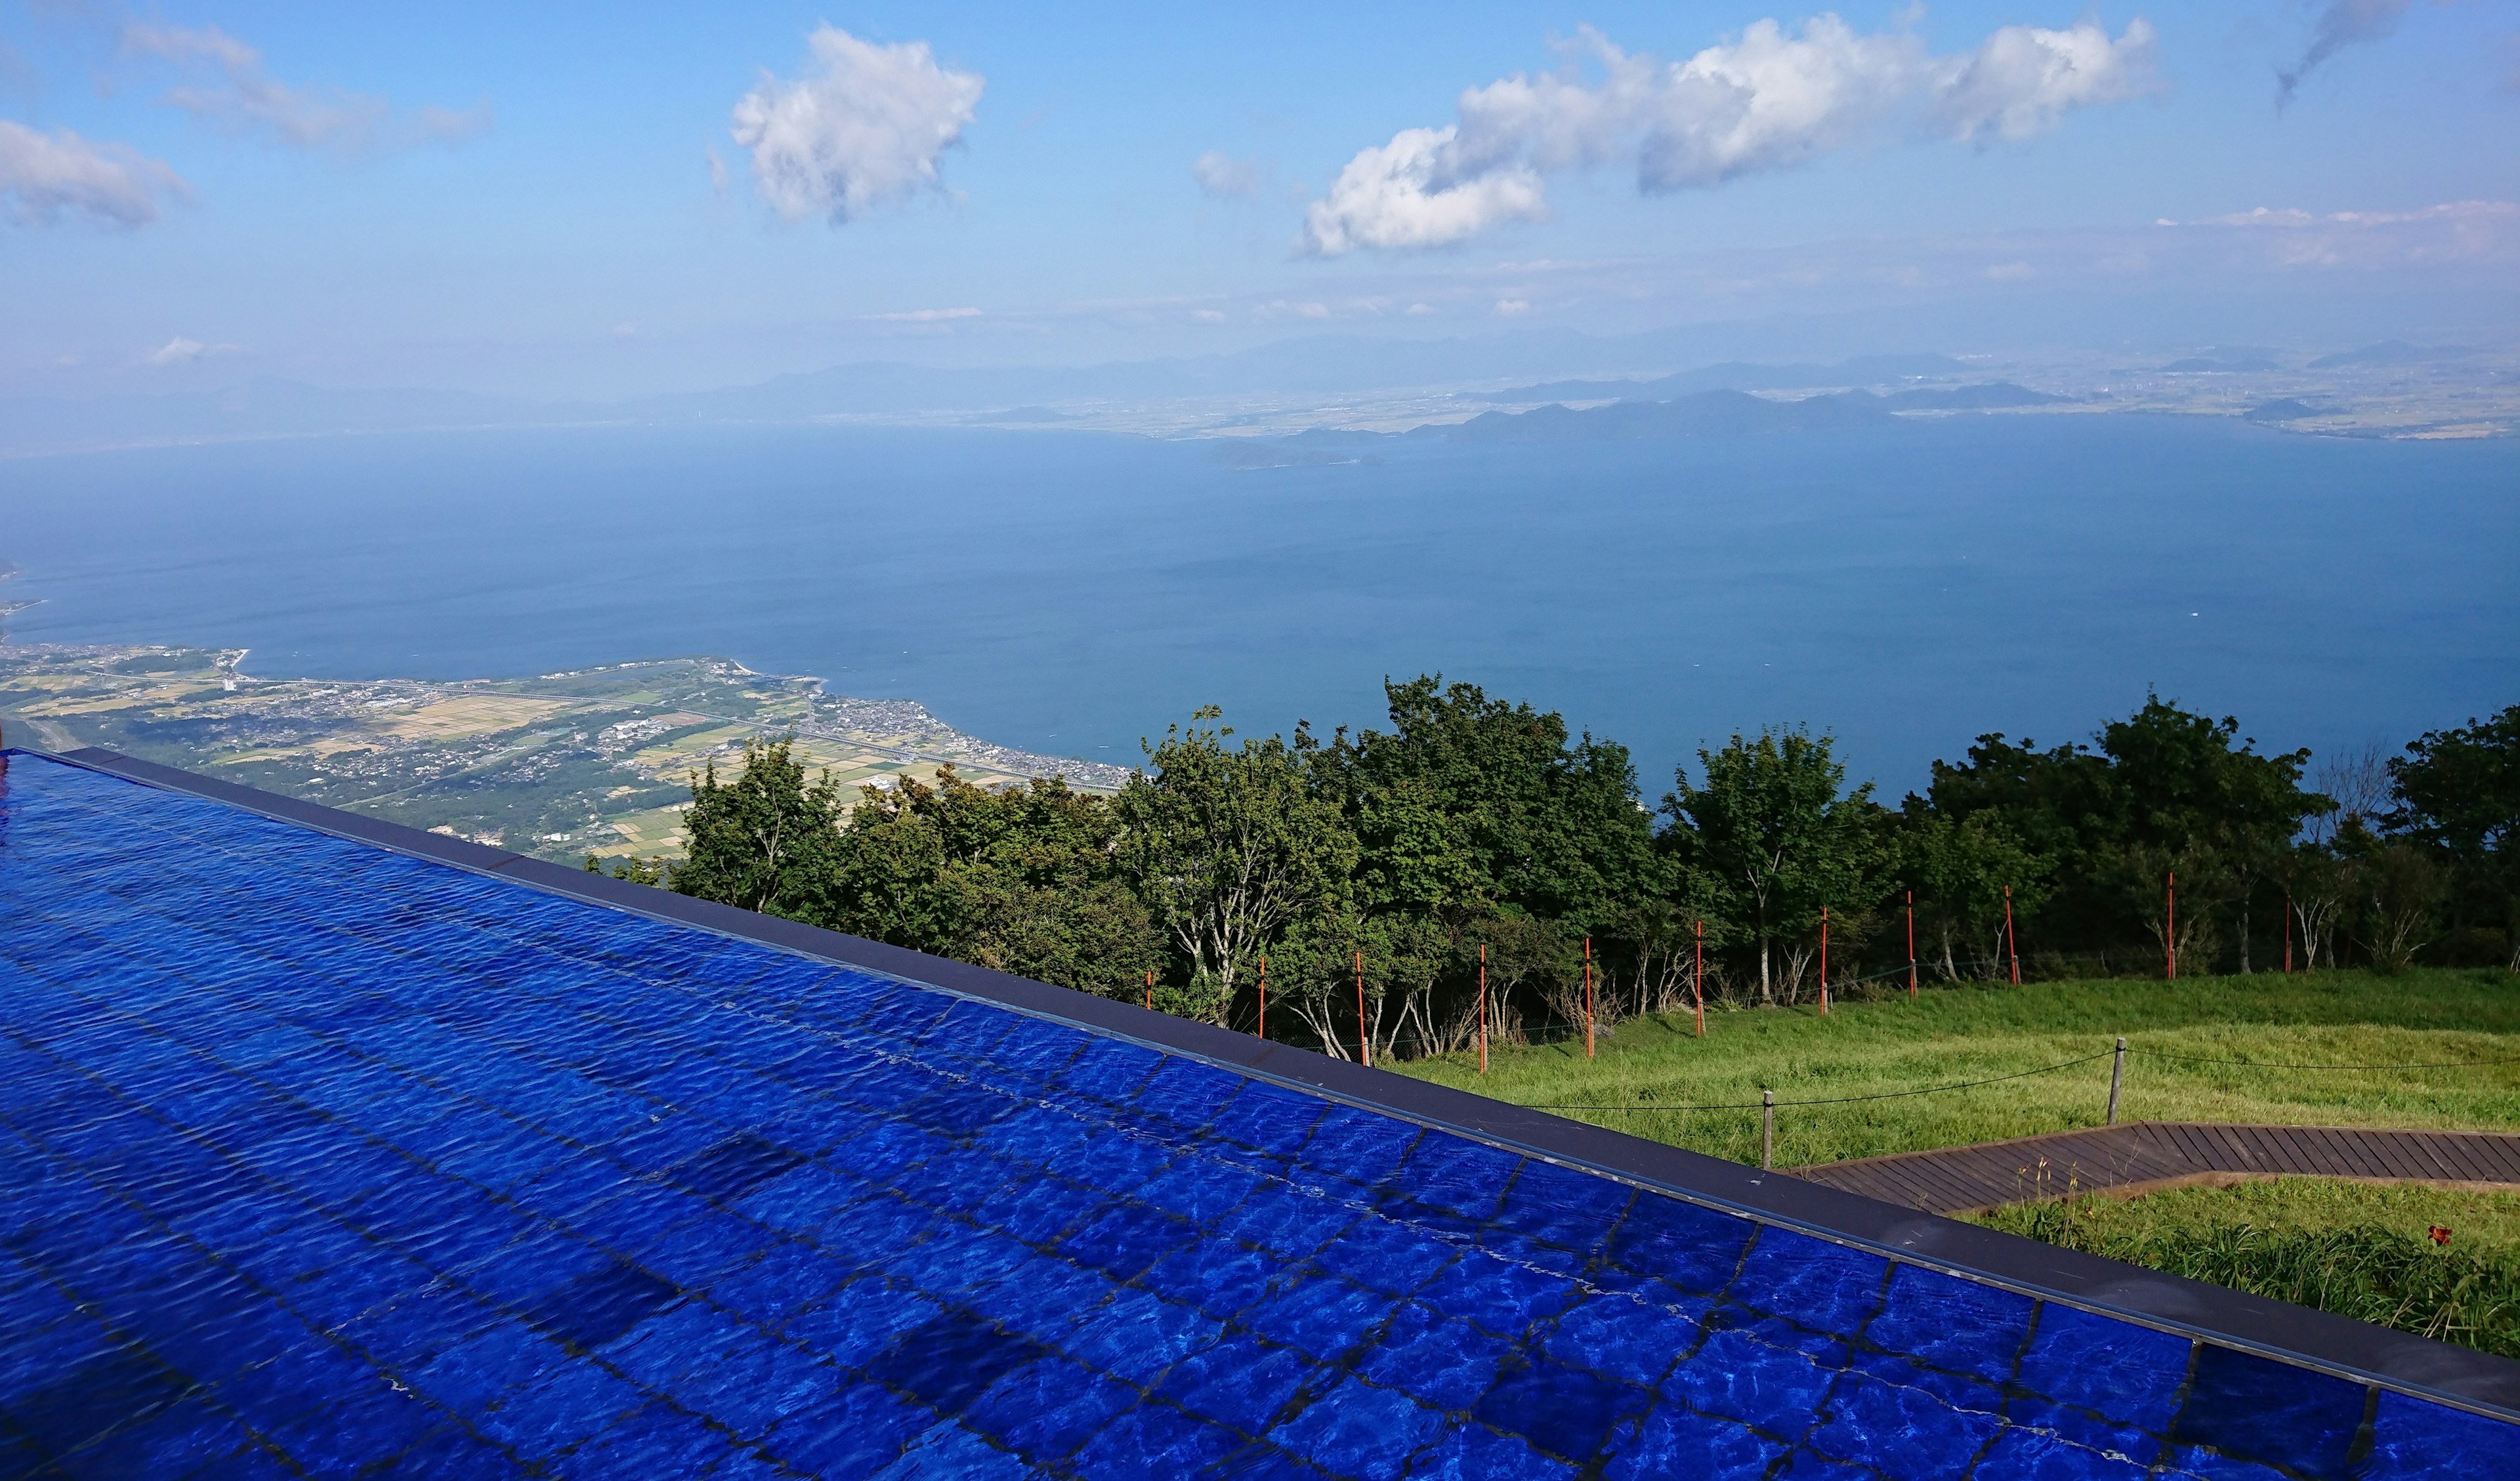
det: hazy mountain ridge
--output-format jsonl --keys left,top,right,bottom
{"left": 1459, "top": 353, "right": 1975, "bottom": 403}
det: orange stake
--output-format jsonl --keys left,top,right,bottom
{"left": 1356, "top": 948, "right": 1369, "bottom": 1068}
{"left": 1477, "top": 944, "right": 1488, "bottom": 1075}
{"left": 1583, "top": 936, "right": 1595, "bottom": 1059}
{"left": 1906, "top": 890, "right": 1917, "bottom": 997}
{"left": 1692, "top": 919, "right": 1705, "bottom": 1037}
{"left": 1144, "top": 967, "right": 1152, "bottom": 1011}
{"left": 1819, "top": 907, "right": 1830, "bottom": 1016}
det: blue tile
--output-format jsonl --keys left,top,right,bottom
{"left": 1540, "top": 1292, "right": 1705, "bottom": 1388}
{"left": 1473, "top": 1357, "right": 1652, "bottom": 1466}
{"left": 1402, "top": 1423, "right": 1580, "bottom": 1480}
{"left": 872, "top": 1419, "right": 1042, "bottom": 1480}
{"left": 963, "top": 1357, "right": 1142, "bottom": 1467}
{"left": 1864, "top": 1264, "right": 2035, "bottom": 1377}
{"left": 1354, "top": 1303, "right": 1517, "bottom": 1413}
{"left": 1805, "top": 1364, "right": 2004, "bottom": 1480}
{"left": 1729, "top": 1229, "right": 1889, "bottom": 1338}
{"left": 1059, "top": 1287, "right": 1227, "bottom": 1385}
{"left": 864, "top": 1308, "right": 1049, "bottom": 1418}
{"left": 1155, "top": 1335, "right": 1316, "bottom": 1436}
{"left": 2169, "top": 1345, "right": 2370, "bottom": 1480}
{"left": 1070, "top": 1400, "right": 1250, "bottom": 1475}
{"left": 757, "top": 1377, "right": 931, "bottom": 1474}
{"left": 2361, "top": 1388, "right": 2519, "bottom": 1480}
{"left": 1237, "top": 1275, "right": 1395, "bottom": 1364}
{"left": 2013, "top": 1303, "right": 2191, "bottom": 1434}
{"left": 1270, "top": 1375, "right": 1450, "bottom": 1480}
{"left": 1393, "top": 1137, "right": 1523, "bottom": 1224}
{"left": 1603, "top": 1193, "right": 1755, "bottom": 1297}
{"left": 1600, "top": 1406, "right": 1786, "bottom": 1481}
{"left": 1664, "top": 1325, "right": 1843, "bottom": 1436}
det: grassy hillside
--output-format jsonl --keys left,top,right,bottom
{"left": 1389, "top": 967, "right": 2520, "bottom": 1167}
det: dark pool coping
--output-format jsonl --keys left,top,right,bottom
{"left": 18, "top": 743, "right": 2520, "bottom": 1420}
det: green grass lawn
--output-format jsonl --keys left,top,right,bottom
{"left": 1971, "top": 1179, "right": 2520, "bottom": 1358}
{"left": 1388, "top": 967, "right": 2520, "bottom": 1168}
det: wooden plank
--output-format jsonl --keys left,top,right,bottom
{"left": 2462, "top": 1135, "right": 2520, "bottom": 1181}
{"left": 2398, "top": 1132, "right": 2471, "bottom": 1183}
{"left": 2403, "top": 1132, "right": 2479, "bottom": 1184}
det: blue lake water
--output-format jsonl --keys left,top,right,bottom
{"left": 3, "top": 415, "right": 2513, "bottom": 793}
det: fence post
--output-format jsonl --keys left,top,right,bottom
{"left": 2107, "top": 1036, "right": 2126, "bottom": 1126}
{"left": 1478, "top": 944, "right": 1488, "bottom": 1076}
{"left": 1906, "top": 890, "right": 1917, "bottom": 997}
{"left": 1258, "top": 955, "right": 1267, "bottom": 1040}
{"left": 1761, "top": 1090, "right": 1775, "bottom": 1171}
{"left": 1584, "top": 936, "right": 1595, "bottom": 1060}
{"left": 1144, "top": 968, "right": 1152, "bottom": 1012}
{"left": 2283, "top": 894, "right": 2294, "bottom": 974}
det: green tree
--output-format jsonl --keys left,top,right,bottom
{"left": 1662, "top": 727, "right": 1880, "bottom": 1001}
{"left": 671, "top": 738, "right": 844, "bottom": 918}
{"left": 1328, "top": 676, "right": 1664, "bottom": 928}
{"left": 2391, "top": 705, "right": 2520, "bottom": 968}
{"left": 1897, "top": 810, "right": 2051, "bottom": 980}
{"left": 1925, "top": 697, "right": 2329, "bottom": 967}
{"left": 823, "top": 766, "right": 1162, "bottom": 1001}
{"left": 1116, "top": 707, "right": 1357, "bottom": 1026}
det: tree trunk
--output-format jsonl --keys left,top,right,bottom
{"left": 2239, "top": 902, "right": 2251, "bottom": 974}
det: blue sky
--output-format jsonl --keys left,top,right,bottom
{"left": 3, "top": 1, "right": 2513, "bottom": 397}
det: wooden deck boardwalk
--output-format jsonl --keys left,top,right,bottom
{"left": 1793, "top": 1121, "right": 2520, "bottom": 1214}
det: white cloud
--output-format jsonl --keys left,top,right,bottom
{"left": 731, "top": 26, "right": 983, "bottom": 224}
{"left": 2194, "top": 206, "right": 2317, "bottom": 227}
{"left": 0, "top": 119, "right": 188, "bottom": 228}
{"left": 1190, "top": 308, "right": 1227, "bottom": 323}
{"left": 1192, "top": 151, "right": 1266, "bottom": 199}
{"left": 1301, "top": 14, "right": 2160, "bottom": 255}
{"left": 1300, "top": 125, "right": 1546, "bottom": 255}
{"left": 871, "top": 306, "right": 982, "bottom": 322}
{"left": 2183, "top": 201, "right": 2515, "bottom": 230}
{"left": 142, "top": 335, "right": 242, "bottom": 365}
{"left": 121, "top": 21, "right": 487, "bottom": 152}
{"left": 1492, "top": 298, "right": 1532, "bottom": 316}
{"left": 707, "top": 147, "right": 728, "bottom": 197}
{"left": 1932, "top": 20, "right": 2162, "bottom": 143}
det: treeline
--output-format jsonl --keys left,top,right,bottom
{"left": 595, "top": 678, "right": 2519, "bottom": 1060}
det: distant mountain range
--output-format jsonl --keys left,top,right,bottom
{"left": 1460, "top": 353, "right": 1975, "bottom": 404}
{"left": 1206, "top": 383, "right": 2066, "bottom": 453}
{"left": 2305, "top": 340, "right": 2477, "bottom": 369}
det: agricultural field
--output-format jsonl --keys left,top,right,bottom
{"left": 1393, "top": 967, "right": 2520, "bottom": 1169}
{"left": 0, "top": 644, "right": 1129, "bottom": 863}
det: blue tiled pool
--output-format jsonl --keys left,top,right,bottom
{"left": 0, "top": 748, "right": 2510, "bottom": 1478}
